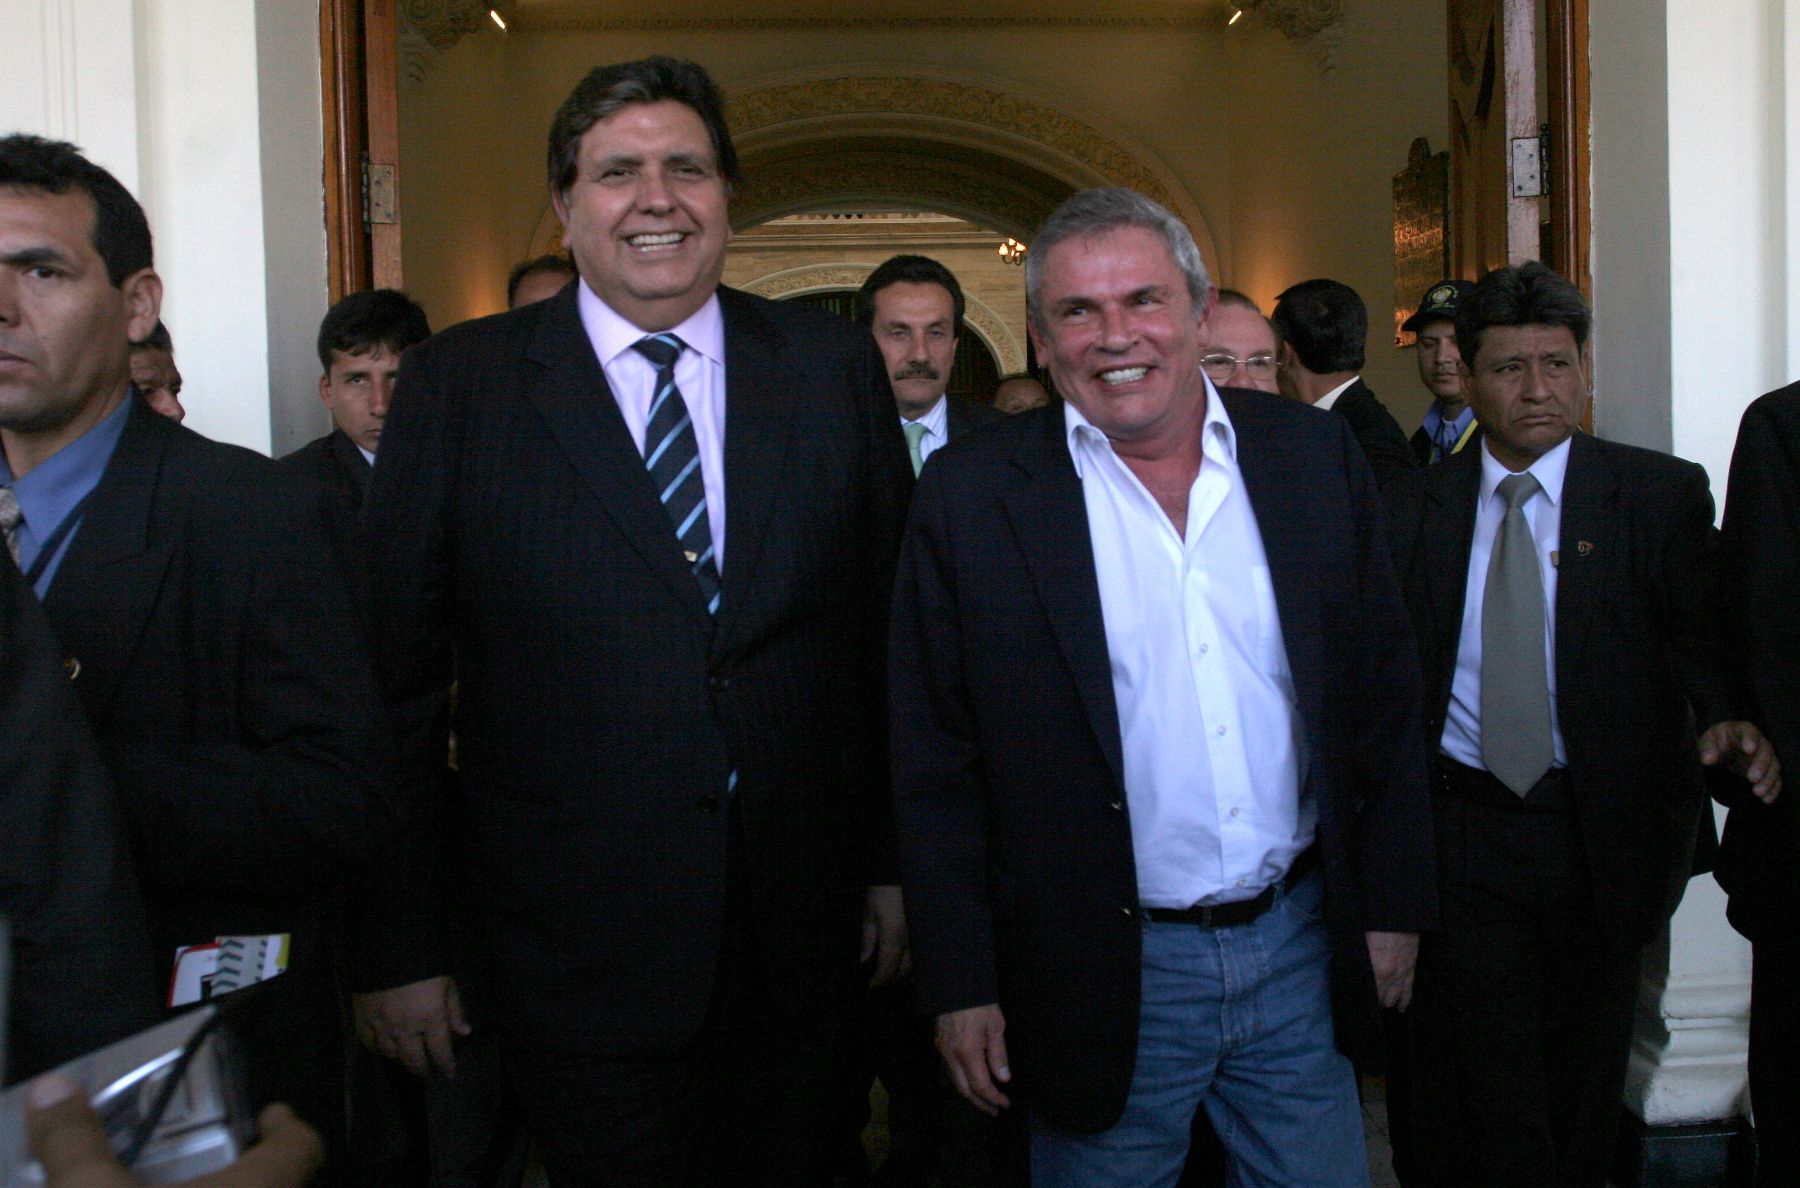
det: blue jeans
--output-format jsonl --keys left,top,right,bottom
{"left": 1029, "top": 871, "right": 1369, "bottom": 1188}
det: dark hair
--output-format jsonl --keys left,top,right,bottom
{"left": 1456, "top": 261, "right": 1591, "bottom": 365}
{"left": 0, "top": 134, "right": 153, "bottom": 286}
{"left": 506, "top": 254, "right": 576, "bottom": 308}
{"left": 854, "top": 255, "right": 965, "bottom": 337}
{"left": 1215, "top": 288, "right": 1262, "bottom": 312}
{"left": 316, "top": 289, "right": 431, "bottom": 371}
{"left": 547, "top": 56, "right": 742, "bottom": 199}
{"left": 1025, "top": 188, "right": 1209, "bottom": 329}
{"left": 132, "top": 320, "right": 173, "bottom": 353}
{"left": 1271, "top": 279, "right": 1367, "bottom": 373}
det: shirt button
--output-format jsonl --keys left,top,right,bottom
{"left": 1197, "top": 643, "right": 1209, "bottom": 655}
{"left": 1230, "top": 806, "right": 1240, "bottom": 817}
{"left": 708, "top": 674, "right": 730, "bottom": 692}
{"left": 1215, "top": 725, "right": 1228, "bottom": 737}
{"left": 1236, "top": 878, "right": 1247, "bottom": 888}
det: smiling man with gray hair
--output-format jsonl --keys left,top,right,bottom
{"left": 891, "top": 186, "right": 1436, "bottom": 1187}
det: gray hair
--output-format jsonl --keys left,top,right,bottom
{"left": 1024, "top": 187, "right": 1210, "bottom": 329}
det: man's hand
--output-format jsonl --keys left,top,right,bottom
{"left": 1699, "top": 720, "right": 1783, "bottom": 804}
{"left": 27, "top": 1073, "right": 323, "bottom": 1187}
{"left": 935, "top": 1004, "right": 1012, "bottom": 1115}
{"left": 862, "top": 884, "right": 910, "bottom": 989}
{"left": 352, "top": 974, "right": 469, "bottom": 1078}
{"left": 1366, "top": 931, "right": 1419, "bottom": 1011}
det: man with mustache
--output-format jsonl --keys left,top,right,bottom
{"left": 858, "top": 255, "right": 1001, "bottom": 478}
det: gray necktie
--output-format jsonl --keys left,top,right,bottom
{"left": 0, "top": 486, "right": 23, "bottom": 567}
{"left": 903, "top": 420, "right": 928, "bottom": 477}
{"left": 1481, "top": 472, "right": 1554, "bottom": 795}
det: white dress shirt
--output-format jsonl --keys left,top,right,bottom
{"left": 1066, "top": 382, "right": 1313, "bottom": 909}
{"left": 577, "top": 283, "right": 730, "bottom": 571}
{"left": 1439, "top": 436, "right": 1572, "bottom": 769}
{"left": 1313, "top": 376, "right": 1359, "bottom": 412}
{"left": 901, "top": 393, "right": 950, "bottom": 466}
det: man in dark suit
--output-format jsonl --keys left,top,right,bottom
{"left": 1384, "top": 262, "right": 1780, "bottom": 1187}
{"left": 857, "top": 253, "right": 1001, "bottom": 483}
{"left": 840, "top": 252, "right": 1010, "bottom": 1188}
{"left": 1272, "top": 278, "right": 1417, "bottom": 488}
{"left": 1717, "top": 384, "right": 1800, "bottom": 1186}
{"left": 0, "top": 548, "right": 156, "bottom": 1082}
{"left": 281, "top": 288, "right": 430, "bottom": 511}
{"left": 1403, "top": 279, "right": 1478, "bottom": 466}
{"left": 355, "top": 57, "right": 912, "bottom": 1187}
{"left": 892, "top": 187, "right": 1436, "bottom": 1186}
{"left": 0, "top": 135, "right": 389, "bottom": 1177}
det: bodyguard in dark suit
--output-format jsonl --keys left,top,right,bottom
{"left": 842, "top": 254, "right": 1009, "bottom": 1188}
{"left": 1272, "top": 278, "right": 1418, "bottom": 488}
{"left": 0, "top": 549, "right": 156, "bottom": 1082}
{"left": 1717, "top": 384, "right": 1800, "bottom": 1187}
{"left": 0, "top": 136, "right": 389, "bottom": 1176}
{"left": 893, "top": 188, "right": 1436, "bottom": 1187}
{"left": 356, "top": 58, "right": 911, "bottom": 1187}
{"left": 1403, "top": 279, "right": 1478, "bottom": 466}
{"left": 1384, "top": 262, "right": 1780, "bottom": 1187}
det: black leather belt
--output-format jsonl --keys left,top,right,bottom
{"left": 1141, "top": 847, "right": 1318, "bottom": 929}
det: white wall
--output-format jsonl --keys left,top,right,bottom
{"left": 3, "top": 0, "right": 326, "bottom": 456}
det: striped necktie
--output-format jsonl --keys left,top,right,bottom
{"left": 632, "top": 334, "right": 722, "bottom": 614}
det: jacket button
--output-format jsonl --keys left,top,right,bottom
{"left": 1119, "top": 906, "right": 1134, "bottom": 919}
{"left": 708, "top": 674, "right": 730, "bottom": 692}
{"left": 1109, "top": 800, "right": 1123, "bottom": 812}
{"left": 696, "top": 794, "right": 721, "bottom": 814}
{"left": 64, "top": 657, "right": 81, "bottom": 681}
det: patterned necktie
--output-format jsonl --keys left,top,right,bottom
{"left": 903, "top": 420, "right": 929, "bottom": 477}
{"left": 1481, "top": 472, "right": 1554, "bottom": 795}
{"left": 0, "top": 486, "right": 23, "bottom": 567}
{"left": 631, "top": 334, "right": 722, "bottom": 614}
{"left": 1434, "top": 417, "right": 1461, "bottom": 462}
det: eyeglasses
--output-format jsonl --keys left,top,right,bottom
{"left": 1200, "top": 353, "right": 1278, "bottom": 382}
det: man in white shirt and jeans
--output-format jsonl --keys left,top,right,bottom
{"left": 891, "top": 187, "right": 1437, "bottom": 1187}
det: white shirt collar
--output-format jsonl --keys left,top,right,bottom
{"left": 1313, "top": 376, "right": 1359, "bottom": 412}
{"left": 1478, "top": 433, "right": 1573, "bottom": 508}
{"left": 1064, "top": 373, "right": 1237, "bottom": 480}
{"left": 576, "top": 281, "right": 726, "bottom": 370}
{"left": 902, "top": 393, "right": 950, "bottom": 439}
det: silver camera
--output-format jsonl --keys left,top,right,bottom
{"left": 0, "top": 1005, "right": 254, "bottom": 1185}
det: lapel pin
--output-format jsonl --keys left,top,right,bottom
{"left": 64, "top": 656, "right": 81, "bottom": 681}
{"left": 1550, "top": 550, "right": 1559, "bottom": 568}
{"left": 684, "top": 550, "right": 698, "bottom": 564}
{"left": 1577, "top": 540, "right": 1594, "bottom": 556}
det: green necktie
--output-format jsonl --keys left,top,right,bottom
{"left": 903, "top": 420, "right": 929, "bottom": 477}
{"left": 1481, "top": 472, "right": 1554, "bottom": 795}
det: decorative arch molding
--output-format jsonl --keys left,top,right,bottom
{"left": 723, "top": 66, "right": 1218, "bottom": 274}
{"left": 739, "top": 263, "right": 1025, "bottom": 376}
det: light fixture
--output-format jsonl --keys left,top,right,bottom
{"left": 489, "top": 8, "right": 507, "bottom": 31}
{"left": 998, "top": 237, "right": 1026, "bottom": 266}
{"left": 1229, "top": 8, "right": 1244, "bottom": 25}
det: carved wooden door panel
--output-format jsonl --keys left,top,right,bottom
{"left": 1447, "top": 0, "right": 1540, "bottom": 276}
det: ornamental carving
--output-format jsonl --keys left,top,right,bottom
{"left": 398, "top": 0, "right": 493, "bottom": 82}
{"left": 739, "top": 264, "right": 1025, "bottom": 375}
{"left": 522, "top": 16, "right": 1212, "bottom": 33}
{"left": 1241, "top": 0, "right": 1345, "bottom": 41}
{"left": 727, "top": 79, "right": 1176, "bottom": 214}
{"left": 732, "top": 157, "right": 1057, "bottom": 245}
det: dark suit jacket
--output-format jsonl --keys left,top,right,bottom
{"left": 945, "top": 394, "right": 1003, "bottom": 442}
{"left": 1331, "top": 378, "right": 1417, "bottom": 489}
{"left": 1717, "top": 385, "right": 1800, "bottom": 934}
{"left": 1, "top": 551, "right": 157, "bottom": 1081}
{"left": 279, "top": 427, "right": 370, "bottom": 508}
{"left": 38, "top": 397, "right": 390, "bottom": 980}
{"left": 1385, "top": 433, "right": 1739, "bottom": 947}
{"left": 361, "top": 284, "right": 912, "bottom": 1055}
{"left": 891, "top": 389, "right": 1436, "bottom": 1133}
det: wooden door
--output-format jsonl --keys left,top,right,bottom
{"left": 321, "top": 0, "right": 403, "bottom": 300}
{"left": 1447, "top": 0, "right": 1541, "bottom": 276}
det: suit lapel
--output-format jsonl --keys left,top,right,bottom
{"left": 41, "top": 399, "right": 178, "bottom": 716}
{"left": 1554, "top": 433, "right": 1615, "bottom": 683}
{"left": 1423, "top": 446, "right": 1482, "bottom": 687}
{"left": 1224, "top": 393, "right": 1324, "bottom": 730}
{"left": 522, "top": 288, "right": 712, "bottom": 627}
{"left": 328, "top": 429, "right": 371, "bottom": 505}
{"left": 713, "top": 289, "right": 800, "bottom": 646}
{"left": 1000, "top": 410, "right": 1125, "bottom": 791}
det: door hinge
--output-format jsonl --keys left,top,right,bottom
{"left": 1511, "top": 124, "right": 1550, "bottom": 198}
{"left": 362, "top": 154, "right": 397, "bottom": 227}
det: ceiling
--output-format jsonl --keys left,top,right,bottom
{"left": 511, "top": 0, "right": 1235, "bottom": 25}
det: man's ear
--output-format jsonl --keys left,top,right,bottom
{"left": 318, "top": 373, "right": 334, "bottom": 410}
{"left": 121, "top": 270, "right": 162, "bottom": 345}
{"left": 550, "top": 186, "right": 570, "bottom": 228}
